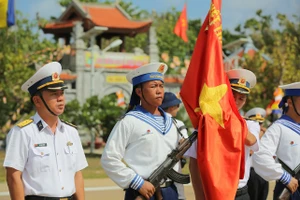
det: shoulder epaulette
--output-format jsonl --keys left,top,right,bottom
{"left": 17, "top": 119, "right": 33, "bottom": 128}
{"left": 61, "top": 120, "right": 78, "bottom": 129}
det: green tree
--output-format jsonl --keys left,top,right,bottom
{"left": 97, "top": 94, "right": 126, "bottom": 142}
{"left": 61, "top": 94, "right": 125, "bottom": 153}
{"left": 151, "top": 9, "right": 201, "bottom": 74}
{"left": 60, "top": 99, "right": 82, "bottom": 125}
{"left": 234, "top": 11, "right": 300, "bottom": 115}
{"left": 58, "top": 0, "right": 98, "bottom": 7}
{"left": 0, "top": 11, "right": 57, "bottom": 137}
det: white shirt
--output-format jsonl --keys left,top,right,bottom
{"left": 166, "top": 113, "right": 188, "bottom": 139}
{"left": 253, "top": 116, "right": 300, "bottom": 182}
{"left": 167, "top": 113, "right": 188, "bottom": 200}
{"left": 101, "top": 107, "right": 181, "bottom": 190}
{"left": 3, "top": 113, "right": 88, "bottom": 197}
{"left": 184, "top": 120, "right": 260, "bottom": 188}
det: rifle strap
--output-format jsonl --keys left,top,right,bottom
{"left": 171, "top": 118, "right": 187, "bottom": 139}
{"left": 278, "top": 158, "right": 300, "bottom": 176}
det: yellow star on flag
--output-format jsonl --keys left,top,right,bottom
{"left": 194, "top": 83, "right": 228, "bottom": 128}
{"left": 181, "top": 19, "right": 186, "bottom": 27}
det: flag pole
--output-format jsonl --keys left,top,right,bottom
{"left": 183, "top": 0, "right": 189, "bottom": 72}
{"left": 185, "top": 0, "right": 190, "bottom": 59}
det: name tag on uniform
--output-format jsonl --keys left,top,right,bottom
{"left": 34, "top": 143, "right": 47, "bottom": 147}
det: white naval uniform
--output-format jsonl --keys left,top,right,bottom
{"left": 101, "top": 106, "right": 181, "bottom": 190}
{"left": 184, "top": 120, "right": 260, "bottom": 188}
{"left": 3, "top": 113, "right": 88, "bottom": 197}
{"left": 252, "top": 116, "right": 300, "bottom": 183}
{"left": 170, "top": 116, "right": 188, "bottom": 139}
{"left": 169, "top": 114, "right": 188, "bottom": 200}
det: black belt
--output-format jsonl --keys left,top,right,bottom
{"left": 25, "top": 195, "right": 74, "bottom": 200}
{"left": 235, "top": 185, "right": 248, "bottom": 197}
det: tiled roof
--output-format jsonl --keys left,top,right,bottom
{"left": 42, "top": 2, "right": 152, "bottom": 33}
{"left": 82, "top": 5, "right": 151, "bottom": 30}
{"left": 44, "top": 20, "right": 74, "bottom": 30}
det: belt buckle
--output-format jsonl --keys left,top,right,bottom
{"left": 160, "top": 182, "right": 166, "bottom": 187}
{"left": 60, "top": 198, "right": 68, "bottom": 200}
{"left": 160, "top": 182, "right": 167, "bottom": 187}
{"left": 160, "top": 181, "right": 172, "bottom": 188}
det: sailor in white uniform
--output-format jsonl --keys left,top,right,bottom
{"left": 184, "top": 69, "right": 260, "bottom": 200}
{"left": 160, "top": 92, "right": 189, "bottom": 200}
{"left": 3, "top": 62, "right": 88, "bottom": 200}
{"left": 253, "top": 82, "right": 300, "bottom": 199}
{"left": 101, "top": 63, "right": 181, "bottom": 200}
{"left": 244, "top": 107, "right": 269, "bottom": 200}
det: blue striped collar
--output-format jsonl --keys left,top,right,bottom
{"left": 278, "top": 115, "right": 300, "bottom": 125}
{"left": 135, "top": 105, "right": 167, "bottom": 119}
{"left": 275, "top": 115, "right": 300, "bottom": 135}
{"left": 126, "top": 105, "right": 172, "bottom": 135}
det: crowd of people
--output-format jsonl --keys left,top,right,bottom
{"left": 3, "top": 61, "right": 300, "bottom": 200}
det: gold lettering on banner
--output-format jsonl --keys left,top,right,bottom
{"left": 209, "top": 3, "right": 222, "bottom": 43}
{"left": 106, "top": 75, "right": 127, "bottom": 83}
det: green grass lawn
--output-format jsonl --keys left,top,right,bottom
{"left": 0, "top": 151, "right": 108, "bottom": 182}
{"left": 0, "top": 150, "right": 190, "bottom": 183}
{"left": 82, "top": 153, "right": 108, "bottom": 179}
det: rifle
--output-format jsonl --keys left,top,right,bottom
{"left": 278, "top": 160, "right": 300, "bottom": 200}
{"left": 135, "top": 130, "right": 198, "bottom": 200}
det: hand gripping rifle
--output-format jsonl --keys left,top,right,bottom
{"left": 278, "top": 160, "right": 300, "bottom": 200}
{"left": 135, "top": 130, "right": 198, "bottom": 200}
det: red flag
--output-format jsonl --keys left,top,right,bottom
{"left": 173, "top": 4, "right": 188, "bottom": 42}
{"left": 180, "top": 0, "right": 247, "bottom": 199}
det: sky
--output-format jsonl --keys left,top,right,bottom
{"left": 15, "top": 0, "right": 300, "bottom": 37}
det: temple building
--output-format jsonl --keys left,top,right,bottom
{"left": 40, "top": 0, "right": 183, "bottom": 104}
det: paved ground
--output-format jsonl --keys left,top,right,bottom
{"left": 0, "top": 178, "right": 275, "bottom": 199}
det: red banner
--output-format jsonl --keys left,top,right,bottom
{"left": 180, "top": 0, "right": 247, "bottom": 199}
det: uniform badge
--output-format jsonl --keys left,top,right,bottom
{"left": 157, "top": 64, "right": 165, "bottom": 73}
{"left": 238, "top": 78, "right": 246, "bottom": 86}
{"left": 17, "top": 119, "right": 33, "bottom": 128}
{"left": 37, "top": 121, "right": 44, "bottom": 131}
{"left": 142, "top": 129, "right": 153, "bottom": 136}
{"left": 34, "top": 143, "right": 47, "bottom": 147}
{"left": 67, "top": 141, "right": 73, "bottom": 146}
{"left": 52, "top": 72, "right": 60, "bottom": 81}
{"left": 61, "top": 120, "right": 78, "bottom": 129}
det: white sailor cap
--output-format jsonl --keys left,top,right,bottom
{"left": 245, "top": 107, "right": 266, "bottom": 123}
{"left": 227, "top": 69, "right": 256, "bottom": 94}
{"left": 278, "top": 82, "right": 300, "bottom": 108}
{"left": 126, "top": 62, "right": 168, "bottom": 106}
{"left": 126, "top": 62, "right": 168, "bottom": 86}
{"left": 21, "top": 62, "right": 67, "bottom": 96}
{"left": 279, "top": 82, "right": 300, "bottom": 96}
